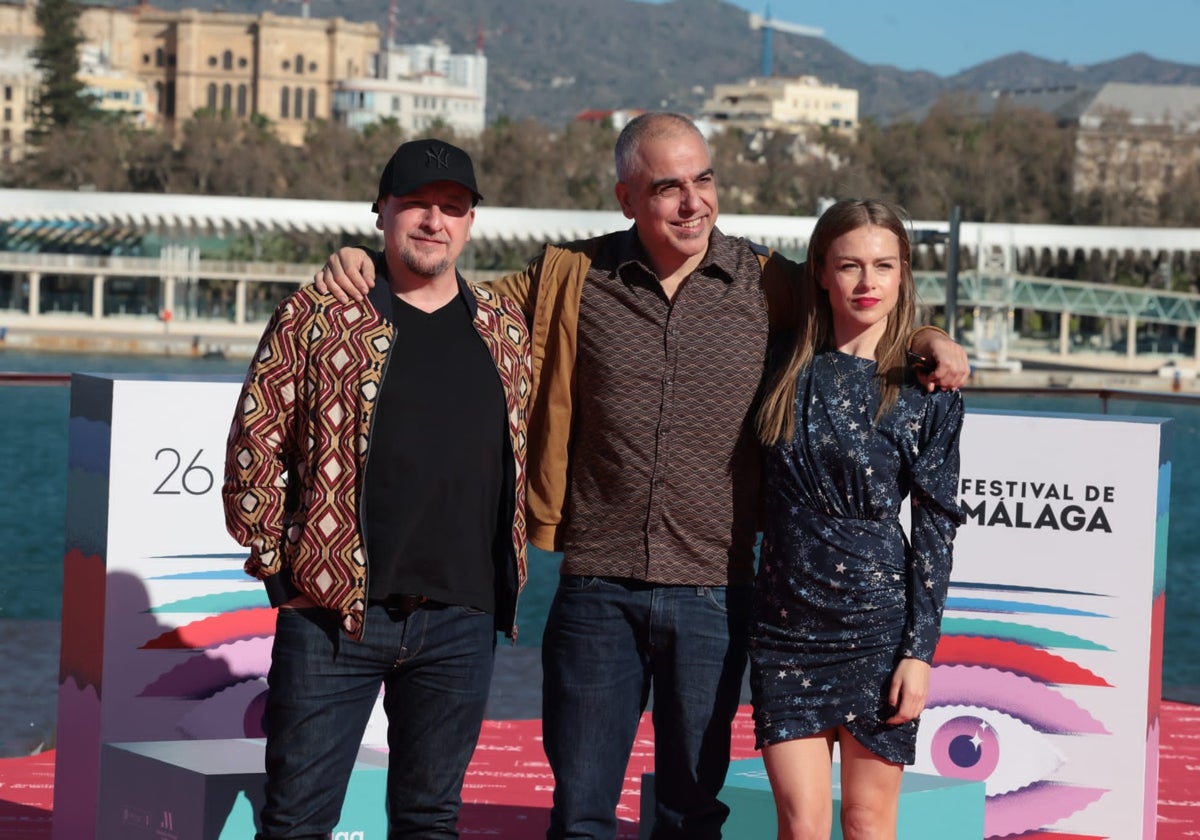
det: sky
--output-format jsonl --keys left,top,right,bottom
{"left": 667, "top": 0, "right": 1200, "bottom": 77}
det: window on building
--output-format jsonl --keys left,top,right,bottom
{"left": 308, "top": 88, "right": 316, "bottom": 119}
{"left": 1, "top": 128, "right": 9, "bottom": 143}
{"left": 391, "top": 96, "right": 400, "bottom": 112}
{"left": 237, "top": 85, "right": 247, "bottom": 117}
{"left": 294, "top": 88, "right": 302, "bottom": 118}
{"left": 221, "top": 84, "right": 232, "bottom": 112}
{"left": 3, "top": 107, "right": 9, "bottom": 122}
{"left": 208, "top": 56, "right": 217, "bottom": 67}
{"left": 155, "top": 81, "right": 164, "bottom": 113}
{"left": 282, "top": 60, "right": 290, "bottom": 71}
{"left": 239, "top": 57, "right": 248, "bottom": 68}
{"left": 295, "top": 54, "right": 304, "bottom": 75}
{"left": 168, "top": 54, "right": 176, "bottom": 67}
{"left": 142, "top": 53, "right": 150, "bottom": 65}
{"left": 155, "top": 48, "right": 165, "bottom": 67}
{"left": 223, "top": 50, "right": 233, "bottom": 71}
{"left": 4, "top": 86, "right": 11, "bottom": 102}
{"left": 308, "top": 62, "right": 317, "bottom": 73}
{"left": 281, "top": 86, "right": 290, "bottom": 118}
{"left": 206, "top": 84, "right": 217, "bottom": 110}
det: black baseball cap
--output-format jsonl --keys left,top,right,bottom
{"left": 372, "top": 138, "right": 483, "bottom": 213}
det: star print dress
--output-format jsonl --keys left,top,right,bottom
{"left": 748, "top": 349, "right": 964, "bottom": 764}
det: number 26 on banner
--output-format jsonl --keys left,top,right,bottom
{"left": 154, "top": 447, "right": 216, "bottom": 495}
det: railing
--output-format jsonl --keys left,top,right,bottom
{"left": 914, "top": 273, "right": 1200, "bottom": 326}
{"left": 0, "top": 250, "right": 315, "bottom": 284}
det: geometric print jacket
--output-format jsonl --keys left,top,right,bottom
{"left": 223, "top": 273, "right": 531, "bottom": 641}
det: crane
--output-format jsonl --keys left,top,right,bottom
{"left": 749, "top": 8, "right": 824, "bottom": 77}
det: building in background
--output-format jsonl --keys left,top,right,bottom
{"left": 79, "top": 45, "right": 156, "bottom": 128}
{"left": 125, "top": 7, "right": 380, "bottom": 146}
{"left": 334, "top": 39, "right": 486, "bottom": 137}
{"left": 573, "top": 108, "right": 645, "bottom": 133}
{"left": 0, "top": 38, "right": 33, "bottom": 162}
{"left": 0, "top": 1, "right": 498, "bottom": 150}
{"left": 930, "top": 83, "right": 1200, "bottom": 217}
{"left": 700, "top": 75, "right": 859, "bottom": 136}
{"left": 0, "top": 1, "right": 381, "bottom": 150}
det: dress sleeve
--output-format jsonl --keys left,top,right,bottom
{"left": 905, "top": 390, "right": 965, "bottom": 662}
{"left": 222, "top": 294, "right": 307, "bottom": 580}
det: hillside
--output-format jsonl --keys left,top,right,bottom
{"left": 91, "top": 0, "right": 1200, "bottom": 124}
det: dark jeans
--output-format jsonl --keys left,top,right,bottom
{"left": 256, "top": 602, "right": 495, "bottom": 840}
{"left": 541, "top": 575, "right": 751, "bottom": 840}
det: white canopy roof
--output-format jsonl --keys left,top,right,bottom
{"left": 2, "top": 189, "right": 1199, "bottom": 256}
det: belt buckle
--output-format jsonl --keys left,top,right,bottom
{"left": 395, "top": 594, "right": 426, "bottom": 613}
{"left": 380, "top": 593, "right": 426, "bottom": 619}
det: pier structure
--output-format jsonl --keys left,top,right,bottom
{"left": 2, "top": 189, "right": 1200, "bottom": 364}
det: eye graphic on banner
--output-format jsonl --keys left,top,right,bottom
{"left": 916, "top": 582, "right": 1114, "bottom": 840}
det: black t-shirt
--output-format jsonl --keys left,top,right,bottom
{"left": 362, "top": 292, "right": 507, "bottom": 613}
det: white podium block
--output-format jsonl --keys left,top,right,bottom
{"left": 97, "top": 739, "right": 387, "bottom": 840}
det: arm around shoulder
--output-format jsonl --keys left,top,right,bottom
{"left": 313, "top": 245, "right": 381, "bottom": 303}
{"left": 908, "top": 325, "right": 970, "bottom": 391}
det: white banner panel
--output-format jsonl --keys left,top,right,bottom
{"left": 53, "top": 375, "right": 390, "bottom": 839}
{"left": 914, "top": 410, "right": 1169, "bottom": 840}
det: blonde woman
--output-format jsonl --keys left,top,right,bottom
{"left": 750, "top": 199, "right": 964, "bottom": 840}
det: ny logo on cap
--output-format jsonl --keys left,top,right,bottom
{"left": 425, "top": 145, "right": 451, "bottom": 170}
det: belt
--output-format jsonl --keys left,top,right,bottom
{"left": 370, "top": 593, "right": 429, "bottom": 619}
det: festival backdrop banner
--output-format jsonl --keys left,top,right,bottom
{"left": 54, "top": 381, "right": 1169, "bottom": 840}
{"left": 913, "top": 409, "right": 1170, "bottom": 840}
{"left": 52, "top": 375, "right": 391, "bottom": 840}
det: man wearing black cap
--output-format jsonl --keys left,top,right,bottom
{"left": 223, "top": 138, "right": 531, "bottom": 838}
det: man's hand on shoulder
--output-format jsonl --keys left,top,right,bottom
{"left": 314, "top": 247, "right": 377, "bottom": 304}
{"left": 910, "top": 326, "right": 970, "bottom": 392}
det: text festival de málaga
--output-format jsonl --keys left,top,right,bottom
{"left": 958, "top": 478, "right": 1115, "bottom": 533}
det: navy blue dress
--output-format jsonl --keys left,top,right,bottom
{"left": 749, "top": 349, "right": 964, "bottom": 764}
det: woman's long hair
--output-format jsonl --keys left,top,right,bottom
{"left": 756, "top": 198, "right": 917, "bottom": 446}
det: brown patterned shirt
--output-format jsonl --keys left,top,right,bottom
{"left": 561, "top": 227, "right": 770, "bottom": 586}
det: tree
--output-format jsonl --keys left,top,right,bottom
{"left": 30, "top": 0, "right": 95, "bottom": 139}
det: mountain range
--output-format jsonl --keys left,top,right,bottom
{"left": 95, "top": 0, "right": 1200, "bottom": 124}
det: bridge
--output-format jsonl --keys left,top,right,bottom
{"left": 1, "top": 189, "right": 1198, "bottom": 365}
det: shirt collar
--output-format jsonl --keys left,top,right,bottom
{"left": 613, "top": 224, "right": 740, "bottom": 285}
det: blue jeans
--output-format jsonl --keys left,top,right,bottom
{"left": 541, "top": 576, "right": 751, "bottom": 840}
{"left": 257, "top": 603, "right": 496, "bottom": 839}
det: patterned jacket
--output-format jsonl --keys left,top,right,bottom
{"left": 223, "top": 275, "right": 531, "bottom": 640}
